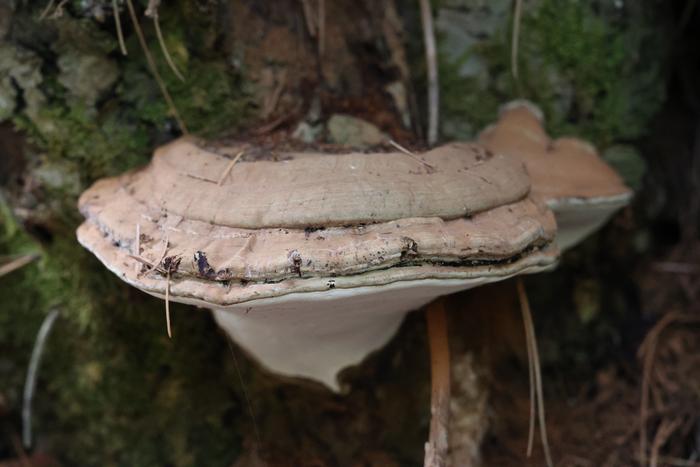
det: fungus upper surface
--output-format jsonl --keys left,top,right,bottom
{"left": 479, "top": 101, "right": 632, "bottom": 205}
{"left": 77, "top": 137, "right": 558, "bottom": 306}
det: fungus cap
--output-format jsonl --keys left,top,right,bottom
{"left": 77, "top": 137, "right": 558, "bottom": 389}
{"left": 479, "top": 100, "right": 633, "bottom": 250}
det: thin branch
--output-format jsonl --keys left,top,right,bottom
{"left": 419, "top": 0, "right": 439, "bottom": 145}
{"left": 516, "top": 278, "right": 554, "bottom": 467}
{"left": 424, "top": 299, "right": 450, "bottom": 467}
{"left": 125, "top": 0, "right": 188, "bottom": 134}
{"left": 22, "top": 309, "right": 60, "bottom": 448}
{"left": 113, "top": 0, "right": 128, "bottom": 56}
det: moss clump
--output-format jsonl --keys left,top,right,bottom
{"left": 0, "top": 2, "right": 254, "bottom": 465}
{"left": 0, "top": 204, "right": 247, "bottom": 466}
{"left": 438, "top": 0, "right": 666, "bottom": 146}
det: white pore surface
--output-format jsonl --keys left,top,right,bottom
{"left": 550, "top": 193, "right": 632, "bottom": 251}
{"left": 212, "top": 277, "right": 505, "bottom": 391}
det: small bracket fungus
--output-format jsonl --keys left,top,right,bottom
{"left": 77, "top": 137, "right": 558, "bottom": 389}
{"left": 479, "top": 100, "right": 633, "bottom": 250}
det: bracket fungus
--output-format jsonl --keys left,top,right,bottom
{"left": 479, "top": 100, "right": 633, "bottom": 250}
{"left": 77, "top": 137, "right": 558, "bottom": 389}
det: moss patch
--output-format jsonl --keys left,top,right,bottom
{"left": 437, "top": 0, "right": 666, "bottom": 146}
{"left": 0, "top": 2, "right": 253, "bottom": 465}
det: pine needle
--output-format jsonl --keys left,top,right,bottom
{"left": 149, "top": 9, "right": 185, "bottom": 82}
{"left": 218, "top": 150, "right": 246, "bottom": 186}
{"left": 22, "top": 309, "right": 60, "bottom": 448}
{"left": 523, "top": 288, "right": 537, "bottom": 456}
{"left": 516, "top": 278, "right": 553, "bottom": 467}
{"left": 143, "top": 235, "right": 169, "bottom": 276}
{"left": 511, "top": 0, "right": 523, "bottom": 81}
{"left": 125, "top": 0, "right": 188, "bottom": 134}
{"left": 0, "top": 254, "right": 39, "bottom": 278}
{"left": 419, "top": 0, "right": 439, "bottom": 145}
{"left": 387, "top": 139, "right": 436, "bottom": 173}
{"left": 224, "top": 336, "right": 265, "bottom": 465}
{"left": 113, "top": 0, "right": 128, "bottom": 56}
{"left": 39, "top": 0, "right": 56, "bottom": 20}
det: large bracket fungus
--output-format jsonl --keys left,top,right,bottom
{"left": 479, "top": 101, "right": 633, "bottom": 250}
{"left": 77, "top": 137, "right": 558, "bottom": 389}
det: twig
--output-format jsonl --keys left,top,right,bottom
{"left": 22, "top": 309, "right": 60, "bottom": 448}
{"left": 0, "top": 253, "right": 39, "bottom": 278}
{"left": 419, "top": 0, "right": 439, "bottom": 145}
{"left": 516, "top": 278, "right": 554, "bottom": 467}
{"left": 424, "top": 299, "right": 450, "bottom": 467}
{"left": 218, "top": 150, "right": 246, "bottom": 186}
{"left": 511, "top": 0, "right": 523, "bottom": 80}
{"left": 146, "top": 0, "right": 185, "bottom": 82}
{"left": 113, "top": 0, "right": 128, "bottom": 56}
{"left": 125, "top": 0, "right": 188, "bottom": 134}
{"left": 388, "top": 139, "right": 436, "bottom": 173}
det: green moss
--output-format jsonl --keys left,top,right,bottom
{"left": 1, "top": 203, "right": 246, "bottom": 466}
{"left": 438, "top": 0, "right": 666, "bottom": 146}
{"left": 120, "top": 57, "right": 249, "bottom": 137}
{"left": 0, "top": 3, "right": 254, "bottom": 465}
